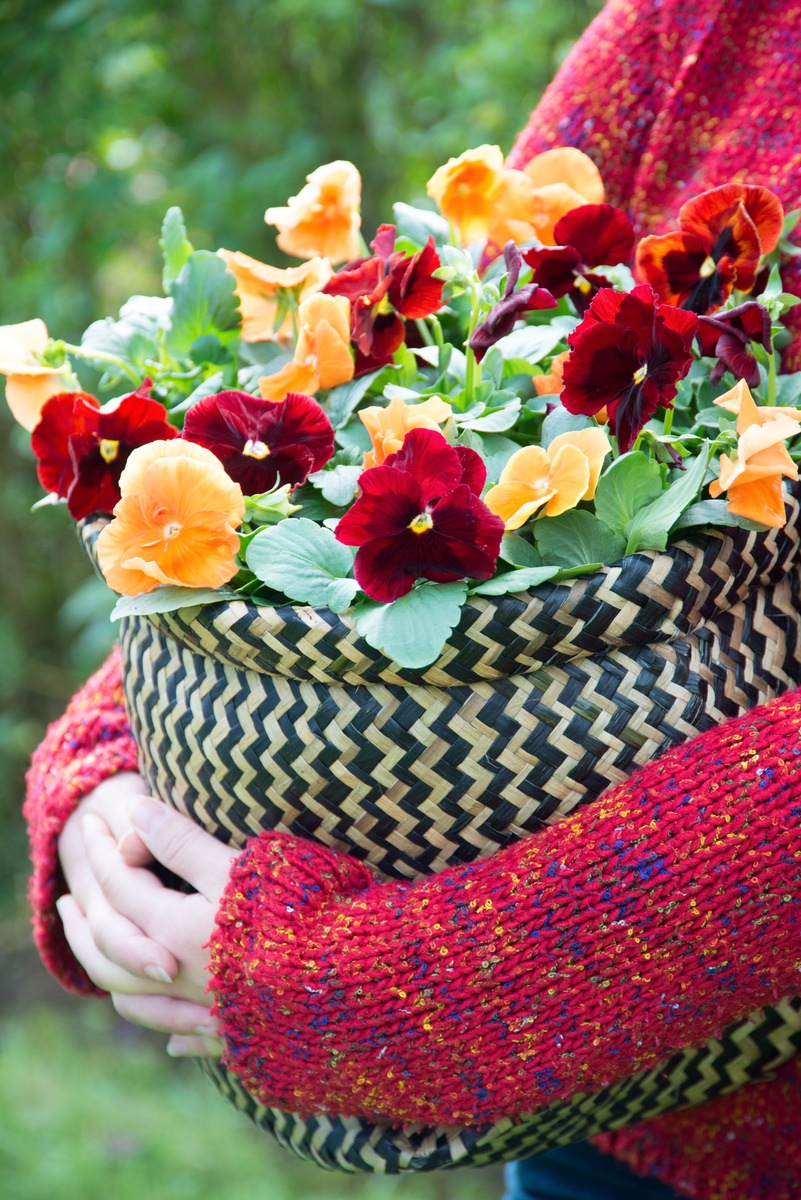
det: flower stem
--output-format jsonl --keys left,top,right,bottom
{"left": 415, "top": 318, "right": 434, "bottom": 347}
{"left": 62, "top": 342, "right": 140, "bottom": 384}
{"left": 463, "top": 285, "right": 482, "bottom": 404}
{"left": 662, "top": 407, "right": 674, "bottom": 437}
{"left": 767, "top": 345, "right": 778, "bottom": 406}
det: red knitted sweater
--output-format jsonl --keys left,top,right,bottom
{"left": 23, "top": 3, "right": 801, "bottom": 1198}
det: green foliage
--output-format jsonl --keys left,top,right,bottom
{"left": 353, "top": 581, "right": 468, "bottom": 667}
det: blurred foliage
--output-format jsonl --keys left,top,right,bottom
{"left": 0, "top": 1000, "right": 504, "bottom": 1197}
{"left": 0, "top": 0, "right": 600, "bottom": 912}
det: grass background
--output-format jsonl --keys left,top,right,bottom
{"left": 0, "top": 2, "right": 599, "bottom": 1195}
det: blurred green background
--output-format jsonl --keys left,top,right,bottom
{"left": 0, "top": 1, "right": 598, "bottom": 1196}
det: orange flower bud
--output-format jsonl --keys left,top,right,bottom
{"left": 264, "top": 161, "right": 362, "bottom": 264}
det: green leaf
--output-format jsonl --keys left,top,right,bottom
{"left": 624, "top": 444, "right": 712, "bottom": 554}
{"left": 307, "top": 463, "right": 361, "bottom": 507}
{"left": 392, "top": 202, "right": 451, "bottom": 248}
{"left": 533, "top": 510, "right": 627, "bottom": 569}
{"left": 80, "top": 295, "right": 168, "bottom": 377}
{"left": 458, "top": 399, "right": 521, "bottom": 432}
{"left": 776, "top": 372, "right": 801, "bottom": 406}
{"left": 672, "top": 499, "right": 768, "bottom": 533}
{"left": 110, "top": 587, "right": 236, "bottom": 621}
{"left": 166, "top": 250, "right": 241, "bottom": 359}
{"left": 160, "top": 207, "right": 194, "bottom": 295}
{"left": 470, "top": 566, "right": 558, "bottom": 596}
{"left": 593, "top": 453, "right": 663, "bottom": 536}
{"left": 540, "top": 405, "right": 592, "bottom": 448}
{"left": 245, "top": 518, "right": 355, "bottom": 607}
{"left": 327, "top": 577, "right": 361, "bottom": 612}
{"left": 499, "top": 532, "right": 542, "bottom": 567}
{"left": 480, "top": 433, "right": 520, "bottom": 483}
{"left": 494, "top": 324, "right": 565, "bottom": 364}
{"left": 326, "top": 369, "right": 386, "bottom": 429}
{"left": 352, "top": 581, "right": 468, "bottom": 668}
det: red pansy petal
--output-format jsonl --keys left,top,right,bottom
{"left": 657, "top": 300, "right": 700, "bottom": 345}
{"left": 562, "top": 320, "right": 641, "bottom": 416}
{"left": 387, "top": 239, "right": 444, "bottom": 319}
{"left": 635, "top": 231, "right": 710, "bottom": 308}
{"left": 679, "top": 184, "right": 784, "bottom": 256}
{"left": 553, "top": 203, "right": 636, "bottom": 267}
{"left": 577, "top": 285, "right": 626, "bottom": 328}
{"left": 610, "top": 374, "right": 663, "bottom": 455}
{"left": 323, "top": 256, "right": 384, "bottom": 305}
{"left": 370, "top": 224, "right": 396, "bottom": 259}
{"left": 427, "top": 487, "right": 504, "bottom": 569}
{"left": 522, "top": 244, "right": 582, "bottom": 298}
{"left": 336, "top": 467, "right": 423, "bottom": 544}
{"left": 32, "top": 391, "right": 100, "bottom": 497}
{"left": 454, "top": 445, "right": 487, "bottom": 495}
{"left": 384, "top": 427, "right": 464, "bottom": 504}
{"left": 713, "top": 331, "right": 760, "bottom": 387}
{"left": 352, "top": 534, "right": 421, "bottom": 602}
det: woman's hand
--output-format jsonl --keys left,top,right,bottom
{"left": 57, "top": 792, "right": 238, "bottom": 1057}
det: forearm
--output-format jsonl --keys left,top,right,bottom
{"left": 24, "top": 646, "right": 138, "bottom": 992}
{"left": 209, "top": 686, "right": 801, "bottom": 1127}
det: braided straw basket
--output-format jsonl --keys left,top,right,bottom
{"left": 82, "top": 492, "right": 801, "bottom": 1173}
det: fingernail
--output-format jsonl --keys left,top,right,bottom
{"left": 130, "top": 798, "right": 168, "bottom": 836}
{"left": 117, "top": 830, "right": 140, "bottom": 855}
{"left": 55, "top": 896, "right": 69, "bottom": 919}
{"left": 167, "top": 1037, "right": 188, "bottom": 1057}
{"left": 193, "top": 1023, "right": 218, "bottom": 1036}
{"left": 144, "top": 964, "right": 174, "bottom": 984}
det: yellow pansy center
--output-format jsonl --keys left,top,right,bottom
{"left": 408, "top": 511, "right": 434, "bottom": 534}
{"left": 243, "top": 438, "right": 270, "bottom": 459}
{"left": 163, "top": 522, "right": 182, "bottom": 540}
{"left": 99, "top": 438, "right": 120, "bottom": 463}
{"left": 699, "top": 255, "right": 716, "bottom": 279}
{"left": 633, "top": 364, "right": 648, "bottom": 385}
{"left": 574, "top": 275, "right": 592, "bottom": 295}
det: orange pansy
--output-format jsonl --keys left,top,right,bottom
{"left": 218, "top": 250, "right": 332, "bottom": 343}
{"left": 708, "top": 413, "right": 800, "bottom": 527}
{"left": 0, "top": 319, "right": 72, "bottom": 431}
{"left": 359, "top": 394, "right": 453, "bottom": 469}
{"left": 264, "top": 161, "right": 362, "bottom": 265}
{"left": 259, "top": 293, "right": 353, "bottom": 401}
{"left": 97, "top": 440, "right": 245, "bottom": 596}
{"left": 484, "top": 427, "right": 611, "bottom": 527}
{"left": 713, "top": 377, "right": 801, "bottom": 434}
{"left": 426, "top": 145, "right": 508, "bottom": 244}
{"left": 533, "top": 350, "right": 570, "bottom": 396}
{"left": 521, "top": 147, "right": 605, "bottom": 246}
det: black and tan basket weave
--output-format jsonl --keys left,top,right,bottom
{"left": 82, "top": 489, "right": 801, "bottom": 1173}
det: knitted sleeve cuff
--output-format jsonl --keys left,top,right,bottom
{"left": 207, "top": 687, "right": 801, "bottom": 1129}
{"left": 23, "top": 646, "right": 138, "bottom": 993}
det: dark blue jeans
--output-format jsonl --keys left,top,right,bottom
{"left": 503, "top": 1143, "right": 679, "bottom": 1200}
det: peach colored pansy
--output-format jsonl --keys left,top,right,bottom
{"left": 533, "top": 350, "right": 570, "bottom": 396}
{"left": 426, "top": 145, "right": 509, "bottom": 245}
{"left": 264, "top": 161, "right": 362, "bottom": 265}
{"left": 259, "top": 293, "right": 354, "bottom": 401}
{"left": 359, "top": 394, "right": 453, "bottom": 469}
{"left": 713, "top": 377, "right": 801, "bottom": 434}
{"left": 520, "top": 147, "right": 605, "bottom": 247}
{"left": 97, "top": 439, "right": 245, "bottom": 596}
{"left": 484, "top": 427, "right": 612, "bottom": 528}
{"left": 217, "top": 250, "right": 332, "bottom": 343}
{"left": 709, "top": 414, "right": 800, "bottom": 527}
{"left": 0, "top": 319, "right": 72, "bottom": 431}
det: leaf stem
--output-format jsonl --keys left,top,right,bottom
{"left": 62, "top": 342, "right": 140, "bottom": 384}
{"left": 767, "top": 344, "right": 778, "bottom": 406}
{"left": 414, "top": 318, "right": 435, "bottom": 347}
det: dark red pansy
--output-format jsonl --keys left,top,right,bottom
{"left": 561, "top": 284, "right": 697, "bottom": 452}
{"left": 523, "top": 203, "right": 636, "bottom": 314}
{"left": 696, "top": 301, "right": 772, "bottom": 387}
{"left": 635, "top": 183, "right": 784, "bottom": 315}
{"left": 469, "top": 241, "right": 557, "bottom": 362}
{"left": 182, "top": 389, "right": 334, "bottom": 494}
{"left": 335, "top": 427, "right": 503, "bottom": 603}
{"left": 324, "top": 225, "right": 445, "bottom": 376}
{"left": 31, "top": 382, "right": 177, "bottom": 519}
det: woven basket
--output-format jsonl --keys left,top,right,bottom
{"left": 81, "top": 491, "right": 801, "bottom": 1173}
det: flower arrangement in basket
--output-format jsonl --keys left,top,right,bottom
{"left": 5, "top": 146, "right": 801, "bottom": 668}
{"left": 9, "top": 147, "right": 801, "bottom": 1173}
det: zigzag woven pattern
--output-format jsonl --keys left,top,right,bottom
{"left": 80, "top": 490, "right": 801, "bottom": 1171}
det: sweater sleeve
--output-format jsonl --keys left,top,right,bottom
{"left": 24, "top": 645, "right": 138, "bottom": 994}
{"left": 207, "top": 685, "right": 801, "bottom": 1129}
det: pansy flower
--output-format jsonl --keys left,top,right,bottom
{"left": 708, "top": 415, "right": 799, "bottom": 527}
{"left": 96, "top": 440, "right": 245, "bottom": 596}
{"left": 635, "top": 184, "right": 784, "bottom": 315}
{"left": 713, "top": 377, "right": 801, "bottom": 433}
{"left": 259, "top": 293, "right": 354, "bottom": 401}
{"left": 484, "top": 428, "right": 612, "bottom": 527}
{"left": 31, "top": 383, "right": 178, "bottom": 519}
{"left": 696, "top": 301, "right": 772, "bottom": 387}
{"left": 560, "top": 284, "right": 698, "bottom": 452}
{"left": 335, "top": 427, "right": 504, "bottom": 602}
{"left": 523, "top": 204, "right": 636, "bottom": 315}
{"left": 323, "top": 224, "right": 445, "bottom": 373}
{"left": 533, "top": 350, "right": 570, "bottom": 396}
{"left": 1, "top": 319, "right": 74, "bottom": 431}
{"left": 217, "top": 250, "right": 333, "bottom": 343}
{"left": 182, "top": 389, "right": 334, "bottom": 494}
{"left": 469, "top": 242, "right": 556, "bottom": 362}
{"left": 264, "top": 160, "right": 362, "bottom": 264}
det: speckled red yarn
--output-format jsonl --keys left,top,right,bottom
{"left": 508, "top": 0, "right": 801, "bottom": 369}
{"left": 24, "top": 645, "right": 137, "bottom": 994}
